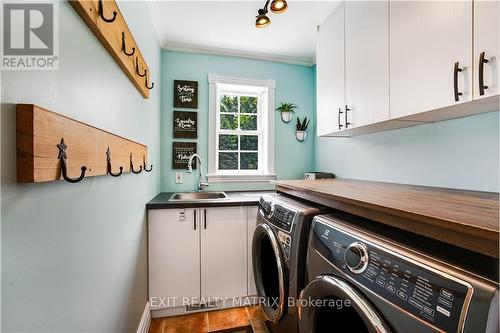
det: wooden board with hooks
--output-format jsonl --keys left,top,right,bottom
{"left": 16, "top": 104, "right": 151, "bottom": 183}
{"left": 69, "top": 0, "right": 153, "bottom": 98}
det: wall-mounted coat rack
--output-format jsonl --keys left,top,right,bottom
{"left": 16, "top": 104, "right": 152, "bottom": 183}
{"left": 69, "top": 0, "right": 153, "bottom": 98}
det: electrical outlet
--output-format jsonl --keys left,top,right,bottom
{"left": 175, "top": 172, "right": 183, "bottom": 184}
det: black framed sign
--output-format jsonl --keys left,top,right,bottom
{"left": 172, "top": 142, "right": 197, "bottom": 169}
{"left": 173, "top": 111, "right": 198, "bottom": 139}
{"left": 174, "top": 80, "right": 198, "bottom": 109}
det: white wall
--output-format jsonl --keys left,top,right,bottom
{"left": 1, "top": 2, "right": 161, "bottom": 332}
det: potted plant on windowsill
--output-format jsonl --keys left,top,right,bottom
{"left": 276, "top": 102, "right": 298, "bottom": 123}
{"left": 295, "top": 116, "right": 310, "bottom": 142}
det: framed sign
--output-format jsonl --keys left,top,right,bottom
{"left": 172, "top": 142, "right": 197, "bottom": 169}
{"left": 173, "top": 111, "right": 198, "bottom": 139}
{"left": 174, "top": 80, "right": 198, "bottom": 109}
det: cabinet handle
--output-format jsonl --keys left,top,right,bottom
{"left": 479, "top": 51, "right": 489, "bottom": 96}
{"left": 193, "top": 210, "right": 197, "bottom": 230}
{"left": 338, "top": 108, "right": 344, "bottom": 130}
{"left": 453, "top": 61, "right": 463, "bottom": 102}
{"left": 345, "top": 105, "right": 351, "bottom": 128}
{"left": 203, "top": 209, "right": 207, "bottom": 229}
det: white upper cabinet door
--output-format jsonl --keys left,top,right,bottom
{"left": 474, "top": 0, "right": 499, "bottom": 99}
{"left": 390, "top": 1, "right": 472, "bottom": 119}
{"left": 345, "top": 1, "right": 389, "bottom": 128}
{"left": 201, "top": 207, "right": 248, "bottom": 299}
{"left": 316, "top": 4, "right": 345, "bottom": 136}
{"left": 247, "top": 206, "right": 258, "bottom": 296}
{"left": 149, "top": 209, "right": 200, "bottom": 308}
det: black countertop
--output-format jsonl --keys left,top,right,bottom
{"left": 146, "top": 191, "right": 274, "bottom": 210}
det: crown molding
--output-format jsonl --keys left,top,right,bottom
{"left": 163, "top": 41, "right": 314, "bottom": 67}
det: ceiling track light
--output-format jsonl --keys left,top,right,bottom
{"left": 255, "top": 0, "right": 288, "bottom": 28}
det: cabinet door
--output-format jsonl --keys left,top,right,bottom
{"left": 316, "top": 4, "right": 345, "bottom": 136}
{"left": 149, "top": 209, "right": 200, "bottom": 308}
{"left": 345, "top": 1, "right": 389, "bottom": 128}
{"left": 474, "top": 1, "right": 499, "bottom": 99}
{"left": 201, "top": 207, "right": 247, "bottom": 298}
{"left": 247, "top": 206, "right": 258, "bottom": 296}
{"left": 390, "top": 1, "right": 472, "bottom": 119}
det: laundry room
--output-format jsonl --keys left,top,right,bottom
{"left": 1, "top": 1, "right": 499, "bottom": 333}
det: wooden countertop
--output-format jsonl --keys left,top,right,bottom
{"left": 276, "top": 179, "right": 499, "bottom": 258}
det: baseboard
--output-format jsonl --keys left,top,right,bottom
{"left": 137, "top": 302, "right": 151, "bottom": 333}
{"left": 151, "top": 297, "right": 259, "bottom": 318}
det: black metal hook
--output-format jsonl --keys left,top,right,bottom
{"left": 121, "top": 32, "right": 135, "bottom": 56}
{"left": 106, "top": 148, "right": 123, "bottom": 177}
{"left": 130, "top": 153, "right": 142, "bottom": 174}
{"left": 98, "top": 0, "right": 117, "bottom": 23}
{"left": 57, "top": 138, "right": 87, "bottom": 183}
{"left": 143, "top": 155, "right": 153, "bottom": 172}
{"left": 145, "top": 76, "right": 154, "bottom": 90}
{"left": 135, "top": 58, "right": 147, "bottom": 77}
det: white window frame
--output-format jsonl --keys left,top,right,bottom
{"left": 208, "top": 74, "right": 276, "bottom": 183}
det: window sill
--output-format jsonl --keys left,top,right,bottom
{"left": 207, "top": 174, "right": 277, "bottom": 183}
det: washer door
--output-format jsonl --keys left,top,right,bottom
{"left": 252, "top": 223, "right": 287, "bottom": 323}
{"left": 298, "top": 275, "right": 391, "bottom": 333}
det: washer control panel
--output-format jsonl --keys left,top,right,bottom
{"left": 259, "top": 198, "right": 296, "bottom": 233}
{"left": 312, "top": 220, "right": 472, "bottom": 333}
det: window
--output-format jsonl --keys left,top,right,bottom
{"left": 208, "top": 75, "right": 276, "bottom": 182}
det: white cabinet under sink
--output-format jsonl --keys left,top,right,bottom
{"left": 201, "top": 207, "right": 247, "bottom": 299}
{"left": 149, "top": 208, "right": 200, "bottom": 308}
{"left": 148, "top": 205, "right": 258, "bottom": 317}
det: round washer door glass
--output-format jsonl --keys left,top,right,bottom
{"left": 299, "top": 275, "right": 391, "bottom": 333}
{"left": 252, "top": 223, "right": 287, "bottom": 323}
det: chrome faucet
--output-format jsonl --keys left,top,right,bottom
{"left": 186, "top": 154, "right": 209, "bottom": 191}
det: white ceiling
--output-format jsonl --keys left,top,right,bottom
{"left": 148, "top": 1, "right": 340, "bottom": 66}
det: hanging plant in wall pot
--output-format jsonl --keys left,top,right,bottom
{"left": 276, "top": 102, "right": 298, "bottom": 123}
{"left": 295, "top": 116, "right": 310, "bottom": 142}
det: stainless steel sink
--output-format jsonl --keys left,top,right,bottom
{"left": 168, "top": 191, "right": 228, "bottom": 202}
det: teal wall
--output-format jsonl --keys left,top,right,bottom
{"left": 161, "top": 51, "right": 315, "bottom": 192}
{"left": 313, "top": 65, "right": 500, "bottom": 192}
{"left": 1, "top": 2, "right": 161, "bottom": 332}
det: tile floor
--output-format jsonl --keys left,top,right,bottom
{"left": 149, "top": 306, "right": 267, "bottom": 333}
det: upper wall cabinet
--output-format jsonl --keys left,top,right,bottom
{"left": 345, "top": 1, "right": 389, "bottom": 128}
{"left": 317, "top": 4, "right": 345, "bottom": 136}
{"left": 389, "top": 1, "right": 472, "bottom": 119}
{"left": 474, "top": 1, "right": 499, "bottom": 100}
{"left": 317, "top": 1, "right": 390, "bottom": 136}
{"left": 317, "top": 0, "right": 499, "bottom": 137}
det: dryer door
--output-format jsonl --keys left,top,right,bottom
{"left": 252, "top": 223, "right": 287, "bottom": 323}
{"left": 299, "top": 275, "right": 391, "bottom": 333}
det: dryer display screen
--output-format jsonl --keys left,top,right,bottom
{"left": 312, "top": 221, "right": 472, "bottom": 333}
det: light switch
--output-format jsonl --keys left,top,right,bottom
{"left": 175, "top": 172, "right": 183, "bottom": 184}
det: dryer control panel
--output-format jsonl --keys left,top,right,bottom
{"left": 312, "top": 220, "right": 472, "bottom": 333}
{"left": 259, "top": 198, "right": 296, "bottom": 233}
